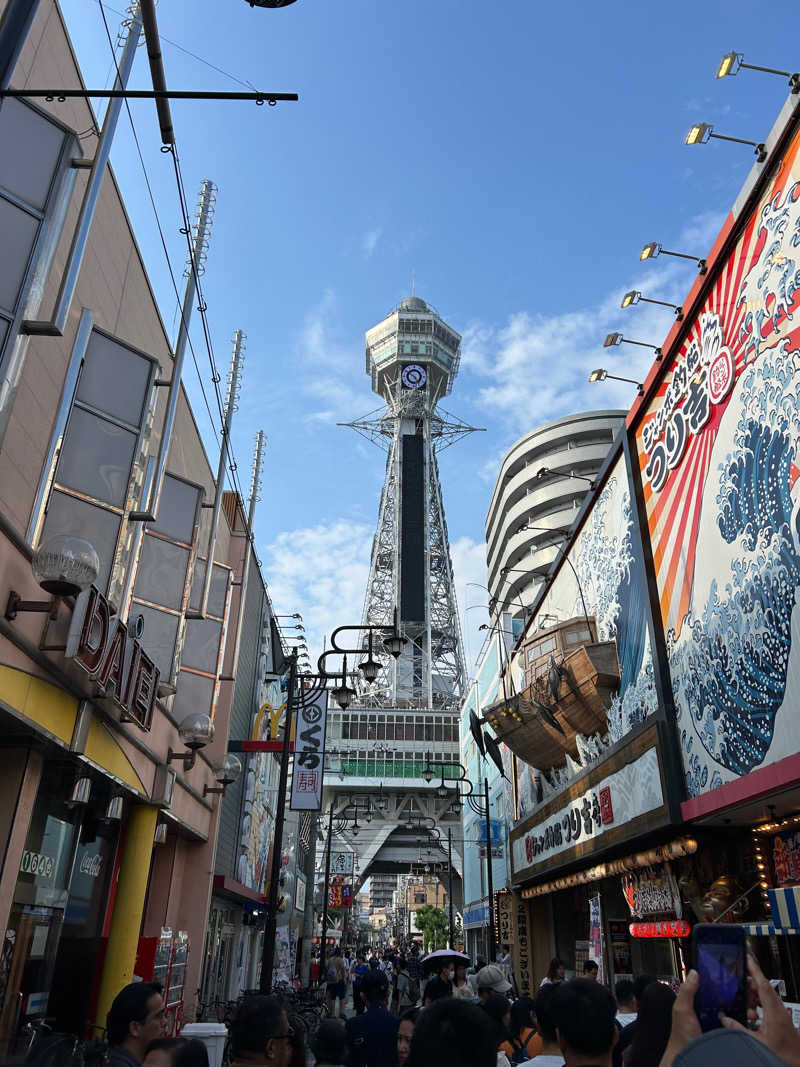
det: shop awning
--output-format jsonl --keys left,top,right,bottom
{"left": 741, "top": 923, "right": 800, "bottom": 936}
{"left": 768, "top": 887, "right": 800, "bottom": 928}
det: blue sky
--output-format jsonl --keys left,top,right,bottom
{"left": 58, "top": 0, "right": 796, "bottom": 669}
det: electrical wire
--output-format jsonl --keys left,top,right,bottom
{"left": 87, "top": 0, "right": 259, "bottom": 91}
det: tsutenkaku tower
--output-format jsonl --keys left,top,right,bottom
{"left": 344, "top": 295, "right": 478, "bottom": 711}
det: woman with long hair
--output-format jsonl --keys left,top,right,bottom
{"left": 499, "top": 996, "right": 542, "bottom": 1064}
{"left": 539, "top": 958, "right": 564, "bottom": 987}
{"left": 624, "top": 981, "right": 676, "bottom": 1067}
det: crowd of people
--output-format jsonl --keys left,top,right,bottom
{"left": 99, "top": 949, "right": 800, "bottom": 1067}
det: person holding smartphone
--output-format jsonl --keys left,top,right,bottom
{"left": 660, "top": 955, "right": 800, "bottom": 1066}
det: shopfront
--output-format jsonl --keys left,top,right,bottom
{"left": 0, "top": 758, "right": 123, "bottom": 1052}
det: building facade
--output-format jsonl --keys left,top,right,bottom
{"left": 0, "top": 0, "right": 286, "bottom": 1048}
{"left": 485, "top": 412, "right": 625, "bottom": 632}
{"left": 485, "top": 83, "right": 800, "bottom": 1003}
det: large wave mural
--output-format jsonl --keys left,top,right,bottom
{"left": 636, "top": 140, "right": 800, "bottom": 798}
{"left": 516, "top": 461, "right": 658, "bottom": 814}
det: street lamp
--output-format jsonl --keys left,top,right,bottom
{"left": 588, "top": 368, "right": 644, "bottom": 396}
{"left": 167, "top": 712, "right": 215, "bottom": 770}
{"left": 603, "top": 332, "right": 662, "bottom": 360}
{"left": 715, "top": 51, "right": 799, "bottom": 92}
{"left": 684, "top": 121, "right": 766, "bottom": 162}
{"left": 204, "top": 753, "right": 242, "bottom": 797}
{"left": 358, "top": 631, "right": 381, "bottom": 683}
{"left": 535, "top": 466, "right": 595, "bottom": 488}
{"left": 639, "top": 242, "right": 707, "bottom": 274}
{"left": 6, "top": 534, "right": 100, "bottom": 619}
{"left": 621, "top": 289, "right": 683, "bottom": 321}
{"left": 330, "top": 655, "right": 356, "bottom": 710}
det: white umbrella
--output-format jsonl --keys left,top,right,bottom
{"left": 422, "top": 948, "right": 470, "bottom": 971}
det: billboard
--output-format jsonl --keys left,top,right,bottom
{"left": 238, "top": 677, "right": 285, "bottom": 890}
{"left": 290, "top": 687, "right": 329, "bottom": 811}
{"left": 516, "top": 453, "right": 657, "bottom": 816}
{"left": 634, "top": 124, "right": 800, "bottom": 799}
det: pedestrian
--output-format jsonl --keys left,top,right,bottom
{"left": 422, "top": 976, "right": 452, "bottom": 1006}
{"left": 582, "top": 960, "right": 599, "bottom": 982}
{"left": 613, "top": 974, "right": 655, "bottom": 1067}
{"left": 539, "top": 959, "right": 564, "bottom": 988}
{"left": 345, "top": 969, "right": 398, "bottom": 1067}
{"left": 143, "top": 1038, "right": 209, "bottom": 1067}
{"left": 476, "top": 964, "right": 512, "bottom": 1002}
{"left": 310, "top": 1018, "right": 349, "bottom": 1067}
{"left": 453, "top": 962, "right": 475, "bottom": 1001}
{"left": 624, "top": 981, "right": 675, "bottom": 1067}
{"left": 352, "top": 952, "right": 369, "bottom": 1016}
{"left": 395, "top": 957, "right": 414, "bottom": 1013}
{"left": 499, "top": 996, "right": 542, "bottom": 1064}
{"left": 229, "top": 994, "right": 293, "bottom": 1067}
{"left": 550, "top": 978, "right": 617, "bottom": 1067}
{"left": 480, "top": 993, "right": 513, "bottom": 1067}
{"left": 397, "top": 1008, "right": 418, "bottom": 1066}
{"left": 326, "top": 948, "right": 346, "bottom": 1016}
{"left": 106, "top": 982, "right": 165, "bottom": 1067}
{"left": 406, "top": 998, "right": 497, "bottom": 1067}
{"left": 286, "top": 1013, "right": 308, "bottom": 1067}
{"left": 518, "top": 985, "right": 563, "bottom": 1066}
{"left": 614, "top": 980, "right": 637, "bottom": 1028}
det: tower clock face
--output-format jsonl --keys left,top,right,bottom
{"left": 401, "top": 363, "right": 427, "bottom": 389}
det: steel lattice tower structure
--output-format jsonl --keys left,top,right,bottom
{"left": 343, "top": 296, "right": 478, "bottom": 711}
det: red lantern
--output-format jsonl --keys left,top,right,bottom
{"left": 629, "top": 919, "right": 690, "bottom": 938}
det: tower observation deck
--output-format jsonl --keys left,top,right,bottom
{"left": 344, "top": 295, "right": 478, "bottom": 710}
{"left": 323, "top": 296, "right": 479, "bottom": 903}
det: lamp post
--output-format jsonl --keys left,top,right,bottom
{"left": 447, "top": 827, "right": 455, "bottom": 949}
{"left": 260, "top": 649, "right": 298, "bottom": 993}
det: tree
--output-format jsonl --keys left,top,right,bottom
{"left": 414, "top": 904, "right": 449, "bottom": 951}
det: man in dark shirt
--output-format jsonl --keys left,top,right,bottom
{"left": 346, "top": 970, "right": 398, "bottom": 1067}
{"left": 105, "top": 982, "right": 164, "bottom": 1067}
{"left": 613, "top": 974, "right": 655, "bottom": 1067}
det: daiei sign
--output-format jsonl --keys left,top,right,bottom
{"left": 66, "top": 585, "right": 160, "bottom": 731}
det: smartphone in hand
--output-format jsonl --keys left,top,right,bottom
{"left": 692, "top": 922, "right": 748, "bottom": 1032}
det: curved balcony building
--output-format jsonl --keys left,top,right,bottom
{"left": 486, "top": 411, "right": 625, "bottom": 626}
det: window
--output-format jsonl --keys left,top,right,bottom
{"left": 128, "top": 473, "right": 200, "bottom": 685}
{"left": 173, "top": 559, "right": 232, "bottom": 723}
{"left": 565, "top": 627, "right": 592, "bottom": 645}
{"left": 39, "top": 329, "right": 155, "bottom": 595}
{"left": 0, "top": 99, "right": 67, "bottom": 361}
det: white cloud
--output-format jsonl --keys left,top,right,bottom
{"left": 450, "top": 535, "right": 491, "bottom": 679}
{"left": 263, "top": 519, "right": 373, "bottom": 668}
{"left": 461, "top": 212, "right": 726, "bottom": 432}
{"left": 361, "top": 227, "right": 383, "bottom": 259}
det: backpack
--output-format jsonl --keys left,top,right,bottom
{"left": 510, "top": 1031, "right": 537, "bottom": 1065}
{"left": 325, "top": 960, "right": 338, "bottom": 982}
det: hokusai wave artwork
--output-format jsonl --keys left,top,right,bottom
{"left": 516, "top": 461, "right": 658, "bottom": 816}
{"left": 637, "top": 130, "right": 800, "bottom": 798}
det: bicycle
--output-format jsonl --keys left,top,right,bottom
{"left": 18, "top": 1020, "right": 88, "bottom": 1067}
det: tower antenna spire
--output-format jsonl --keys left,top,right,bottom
{"left": 411, "top": 269, "right": 415, "bottom": 297}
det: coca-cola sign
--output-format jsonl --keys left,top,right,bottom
{"left": 79, "top": 853, "right": 104, "bottom": 878}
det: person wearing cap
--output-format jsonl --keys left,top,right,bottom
{"left": 477, "top": 964, "right": 512, "bottom": 1002}
{"left": 311, "top": 1018, "right": 348, "bottom": 1067}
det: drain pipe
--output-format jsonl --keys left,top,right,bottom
{"left": 189, "top": 330, "right": 246, "bottom": 619}
{"left": 220, "top": 430, "right": 265, "bottom": 681}
{"left": 129, "top": 178, "right": 218, "bottom": 523}
{"left": 23, "top": 4, "right": 143, "bottom": 336}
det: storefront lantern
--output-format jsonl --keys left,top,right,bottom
{"left": 629, "top": 920, "right": 690, "bottom": 938}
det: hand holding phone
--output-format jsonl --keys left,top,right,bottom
{"left": 692, "top": 922, "right": 748, "bottom": 1032}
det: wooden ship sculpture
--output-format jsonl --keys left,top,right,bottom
{"left": 483, "top": 616, "right": 620, "bottom": 771}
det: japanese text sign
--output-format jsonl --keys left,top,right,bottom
{"left": 290, "top": 687, "right": 328, "bottom": 811}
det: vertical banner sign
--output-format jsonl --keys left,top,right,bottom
{"left": 290, "top": 687, "right": 328, "bottom": 811}
{"left": 588, "top": 894, "right": 605, "bottom": 983}
{"left": 513, "top": 892, "right": 533, "bottom": 996}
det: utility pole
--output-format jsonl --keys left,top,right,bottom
{"left": 319, "top": 800, "right": 335, "bottom": 980}
{"left": 299, "top": 812, "right": 318, "bottom": 986}
{"left": 260, "top": 650, "right": 298, "bottom": 992}
{"left": 447, "top": 827, "right": 455, "bottom": 949}
{"left": 484, "top": 777, "right": 496, "bottom": 962}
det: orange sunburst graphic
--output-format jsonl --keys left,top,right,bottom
{"left": 635, "top": 129, "right": 800, "bottom": 640}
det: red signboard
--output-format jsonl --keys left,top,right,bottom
{"left": 328, "top": 884, "right": 353, "bottom": 908}
{"left": 629, "top": 920, "right": 690, "bottom": 939}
